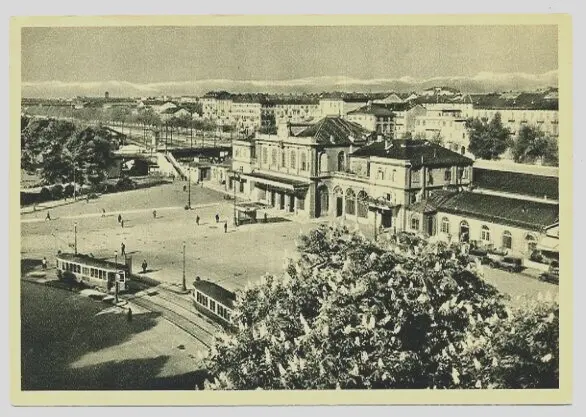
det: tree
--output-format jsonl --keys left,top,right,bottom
{"left": 429, "top": 131, "right": 444, "bottom": 146}
{"left": 202, "top": 225, "right": 559, "bottom": 390}
{"left": 512, "top": 125, "right": 559, "bottom": 166}
{"left": 466, "top": 113, "right": 510, "bottom": 160}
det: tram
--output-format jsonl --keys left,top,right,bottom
{"left": 55, "top": 252, "right": 130, "bottom": 293}
{"left": 191, "top": 277, "right": 237, "bottom": 329}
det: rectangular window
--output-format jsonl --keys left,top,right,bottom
{"left": 412, "top": 170, "right": 420, "bottom": 183}
{"left": 462, "top": 168, "right": 468, "bottom": 179}
{"left": 444, "top": 170, "right": 452, "bottom": 181}
{"left": 411, "top": 217, "right": 420, "bottom": 230}
{"left": 377, "top": 170, "right": 385, "bottom": 180}
{"left": 281, "top": 151, "right": 286, "bottom": 167}
{"left": 441, "top": 220, "right": 450, "bottom": 234}
{"left": 209, "top": 300, "right": 216, "bottom": 313}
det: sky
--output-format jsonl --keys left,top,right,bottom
{"left": 21, "top": 25, "right": 559, "bottom": 97}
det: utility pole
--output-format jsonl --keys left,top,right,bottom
{"left": 74, "top": 222, "right": 78, "bottom": 255}
{"left": 233, "top": 167, "right": 243, "bottom": 227}
{"left": 182, "top": 241, "right": 187, "bottom": 292}
{"left": 72, "top": 162, "right": 76, "bottom": 201}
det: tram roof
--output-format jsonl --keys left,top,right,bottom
{"left": 57, "top": 252, "right": 128, "bottom": 271}
{"left": 193, "top": 279, "right": 237, "bottom": 308}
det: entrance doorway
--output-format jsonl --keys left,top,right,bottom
{"left": 270, "top": 191, "right": 275, "bottom": 207}
{"left": 289, "top": 195, "right": 295, "bottom": 213}
{"left": 427, "top": 216, "right": 435, "bottom": 236}
{"left": 460, "top": 221, "right": 470, "bottom": 242}
{"left": 279, "top": 193, "right": 285, "bottom": 210}
{"left": 381, "top": 211, "right": 392, "bottom": 228}
{"left": 336, "top": 197, "right": 343, "bottom": 217}
{"left": 316, "top": 186, "right": 329, "bottom": 218}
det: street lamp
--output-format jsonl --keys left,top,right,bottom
{"left": 114, "top": 250, "right": 119, "bottom": 303}
{"left": 182, "top": 241, "right": 187, "bottom": 292}
{"left": 74, "top": 222, "right": 78, "bottom": 255}
{"left": 187, "top": 167, "right": 192, "bottom": 209}
{"left": 233, "top": 166, "right": 243, "bottom": 227}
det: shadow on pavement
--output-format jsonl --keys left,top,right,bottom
{"left": 21, "top": 258, "right": 42, "bottom": 275}
{"left": 21, "top": 281, "right": 165, "bottom": 391}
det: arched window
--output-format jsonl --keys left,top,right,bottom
{"left": 290, "top": 150, "right": 296, "bottom": 169}
{"left": 301, "top": 152, "right": 307, "bottom": 171}
{"left": 392, "top": 169, "right": 397, "bottom": 182}
{"left": 319, "top": 153, "right": 329, "bottom": 173}
{"left": 357, "top": 191, "right": 369, "bottom": 218}
{"left": 411, "top": 214, "right": 420, "bottom": 231}
{"left": 345, "top": 188, "right": 356, "bottom": 215}
{"left": 337, "top": 151, "right": 346, "bottom": 172}
{"left": 481, "top": 225, "right": 491, "bottom": 242}
{"left": 526, "top": 234, "right": 537, "bottom": 253}
{"left": 502, "top": 231, "right": 512, "bottom": 249}
{"left": 440, "top": 217, "right": 450, "bottom": 234}
{"left": 271, "top": 148, "right": 277, "bottom": 166}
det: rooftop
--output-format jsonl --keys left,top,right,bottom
{"left": 347, "top": 104, "right": 395, "bottom": 117}
{"left": 473, "top": 168, "right": 559, "bottom": 200}
{"left": 293, "top": 116, "right": 373, "bottom": 145}
{"left": 437, "top": 191, "right": 559, "bottom": 231}
{"left": 351, "top": 139, "right": 473, "bottom": 168}
{"left": 192, "top": 279, "right": 237, "bottom": 308}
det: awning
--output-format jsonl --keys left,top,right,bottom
{"left": 239, "top": 171, "right": 311, "bottom": 193}
{"left": 536, "top": 236, "right": 559, "bottom": 252}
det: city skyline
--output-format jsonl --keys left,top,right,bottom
{"left": 22, "top": 25, "right": 558, "bottom": 98}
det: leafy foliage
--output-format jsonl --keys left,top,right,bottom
{"left": 511, "top": 125, "right": 559, "bottom": 166}
{"left": 466, "top": 113, "right": 511, "bottom": 160}
{"left": 202, "top": 226, "right": 558, "bottom": 390}
{"left": 20, "top": 117, "right": 117, "bottom": 186}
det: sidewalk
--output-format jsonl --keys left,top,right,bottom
{"left": 20, "top": 196, "right": 88, "bottom": 215}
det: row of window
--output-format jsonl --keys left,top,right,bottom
{"left": 195, "top": 291, "right": 232, "bottom": 322}
{"left": 261, "top": 147, "right": 309, "bottom": 171}
{"left": 58, "top": 260, "right": 119, "bottom": 281}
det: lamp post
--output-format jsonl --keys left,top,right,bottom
{"left": 373, "top": 206, "right": 378, "bottom": 241}
{"left": 233, "top": 167, "right": 243, "bottom": 227}
{"left": 74, "top": 222, "right": 78, "bottom": 255}
{"left": 187, "top": 167, "right": 191, "bottom": 209}
{"left": 182, "top": 241, "right": 187, "bottom": 292}
{"left": 114, "top": 250, "right": 119, "bottom": 303}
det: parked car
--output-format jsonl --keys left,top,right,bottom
{"left": 488, "top": 256, "right": 524, "bottom": 273}
{"left": 539, "top": 261, "right": 559, "bottom": 284}
{"left": 468, "top": 247, "right": 489, "bottom": 264}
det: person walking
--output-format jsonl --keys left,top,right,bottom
{"left": 153, "top": 209, "right": 157, "bottom": 219}
{"left": 264, "top": 212, "right": 268, "bottom": 223}
{"left": 121, "top": 242, "right": 126, "bottom": 256}
{"left": 224, "top": 222, "right": 228, "bottom": 233}
{"left": 141, "top": 260, "right": 148, "bottom": 273}
{"left": 45, "top": 211, "right": 51, "bottom": 221}
{"left": 196, "top": 215, "right": 200, "bottom": 226}
{"left": 121, "top": 219, "right": 125, "bottom": 228}
{"left": 215, "top": 213, "right": 220, "bottom": 223}
{"left": 118, "top": 214, "right": 122, "bottom": 223}
{"left": 127, "top": 308, "right": 133, "bottom": 322}
{"left": 41, "top": 257, "right": 47, "bottom": 271}
{"left": 101, "top": 208, "right": 106, "bottom": 217}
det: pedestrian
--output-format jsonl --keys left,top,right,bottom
{"left": 101, "top": 208, "right": 106, "bottom": 217}
{"left": 224, "top": 222, "right": 228, "bottom": 233}
{"left": 183, "top": 185, "right": 187, "bottom": 192}
{"left": 153, "top": 209, "right": 157, "bottom": 219}
{"left": 196, "top": 215, "right": 200, "bottom": 225}
{"left": 127, "top": 308, "right": 133, "bottom": 322}
{"left": 121, "top": 220, "right": 124, "bottom": 228}
{"left": 86, "top": 194, "right": 90, "bottom": 203}
{"left": 118, "top": 214, "right": 122, "bottom": 223}
{"left": 141, "top": 260, "right": 148, "bottom": 273}
{"left": 121, "top": 242, "right": 126, "bottom": 256}
{"left": 215, "top": 213, "right": 219, "bottom": 223}
{"left": 41, "top": 257, "right": 47, "bottom": 271}
{"left": 45, "top": 211, "right": 51, "bottom": 221}
{"left": 264, "top": 212, "right": 268, "bottom": 223}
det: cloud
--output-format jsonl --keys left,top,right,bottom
{"left": 22, "top": 70, "right": 558, "bottom": 98}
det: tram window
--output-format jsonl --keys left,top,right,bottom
{"left": 209, "top": 300, "right": 216, "bottom": 313}
{"left": 90, "top": 268, "right": 95, "bottom": 278}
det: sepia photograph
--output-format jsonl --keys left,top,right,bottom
{"left": 9, "top": 13, "right": 572, "bottom": 406}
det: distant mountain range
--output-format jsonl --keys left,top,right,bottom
{"left": 22, "top": 70, "right": 558, "bottom": 98}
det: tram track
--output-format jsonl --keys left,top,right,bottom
{"left": 129, "top": 294, "right": 215, "bottom": 348}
